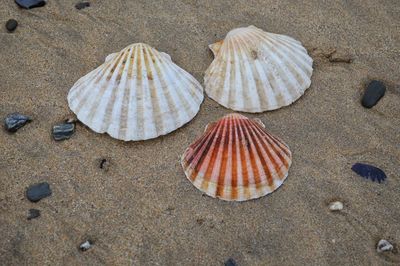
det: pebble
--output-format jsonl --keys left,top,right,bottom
{"left": 377, "top": 239, "right": 393, "bottom": 253}
{"left": 99, "top": 158, "right": 110, "bottom": 171}
{"left": 26, "top": 182, "right": 52, "bottom": 202}
{"left": 15, "top": 0, "right": 46, "bottom": 9}
{"left": 75, "top": 1, "right": 90, "bottom": 10}
{"left": 329, "top": 201, "right": 343, "bottom": 211}
{"left": 5, "top": 19, "right": 18, "bottom": 32}
{"left": 361, "top": 80, "right": 386, "bottom": 108}
{"left": 4, "top": 113, "right": 32, "bottom": 132}
{"left": 224, "top": 258, "right": 237, "bottom": 266}
{"left": 52, "top": 122, "right": 75, "bottom": 141}
{"left": 27, "top": 209, "right": 41, "bottom": 220}
{"left": 79, "top": 240, "right": 93, "bottom": 251}
{"left": 351, "top": 163, "right": 387, "bottom": 183}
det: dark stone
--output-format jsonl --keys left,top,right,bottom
{"left": 5, "top": 19, "right": 18, "bottom": 32}
{"left": 52, "top": 123, "right": 75, "bottom": 141}
{"left": 15, "top": 0, "right": 46, "bottom": 9}
{"left": 99, "top": 158, "right": 110, "bottom": 170}
{"left": 224, "top": 258, "right": 237, "bottom": 266}
{"left": 75, "top": 2, "right": 90, "bottom": 10}
{"left": 361, "top": 80, "right": 386, "bottom": 108}
{"left": 4, "top": 113, "right": 32, "bottom": 132}
{"left": 27, "top": 209, "right": 41, "bottom": 220}
{"left": 26, "top": 182, "right": 52, "bottom": 202}
{"left": 351, "top": 163, "right": 387, "bottom": 183}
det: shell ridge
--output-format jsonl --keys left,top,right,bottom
{"left": 113, "top": 49, "right": 134, "bottom": 139}
{"left": 242, "top": 119, "right": 273, "bottom": 188}
{"left": 235, "top": 34, "right": 263, "bottom": 111}
{"left": 146, "top": 47, "right": 180, "bottom": 132}
{"left": 245, "top": 119, "right": 285, "bottom": 184}
{"left": 155, "top": 52, "right": 193, "bottom": 125}
{"left": 198, "top": 119, "right": 227, "bottom": 195}
{"left": 125, "top": 46, "right": 140, "bottom": 140}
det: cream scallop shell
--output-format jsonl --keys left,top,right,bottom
{"left": 181, "top": 113, "right": 292, "bottom": 201}
{"left": 205, "top": 25, "right": 313, "bottom": 112}
{"left": 68, "top": 43, "right": 204, "bottom": 141}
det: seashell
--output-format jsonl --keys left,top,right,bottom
{"left": 68, "top": 43, "right": 204, "bottom": 141}
{"left": 181, "top": 113, "right": 292, "bottom": 201}
{"left": 205, "top": 25, "right": 313, "bottom": 113}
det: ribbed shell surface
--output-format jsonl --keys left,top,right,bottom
{"left": 68, "top": 43, "right": 204, "bottom": 141}
{"left": 181, "top": 113, "right": 292, "bottom": 201}
{"left": 205, "top": 25, "right": 313, "bottom": 113}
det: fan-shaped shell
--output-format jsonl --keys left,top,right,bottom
{"left": 181, "top": 113, "right": 292, "bottom": 201}
{"left": 68, "top": 43, "right": 204, "bottom": 141}
{"left": 205, "top": 25, "right": 313, "bottom": 113}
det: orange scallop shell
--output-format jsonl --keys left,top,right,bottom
{"left": 181, "top": 113, "right": 292, "bottom": 201}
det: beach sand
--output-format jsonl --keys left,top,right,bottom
{"left": 0, "top": 0, "right": 399, "bottom": 265}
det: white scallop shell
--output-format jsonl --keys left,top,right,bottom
{"left": 68, "top": 43, "right": 204, "bottom": 141}
{"left": 205, "top": 25, "right": 313, "bottom": 112}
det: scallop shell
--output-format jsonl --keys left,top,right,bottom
{"left": 205, "top": 25, "right": 313, "bottom": 112}
{"left": 181, "top": 113, "right": 292, "bottom": 201}
{"left": 68, "top": 43, "right": 204, "bottom": 141}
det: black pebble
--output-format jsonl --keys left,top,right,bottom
{"left": 15, "top": 0, "right": 46, "bottom": 9}
{"left": 4, "top": 113, "right": 32, "bottom": 132}
{"left": 26, "top": 182, "right": 52, "bottom": 202}
{"left": 224, "top": 258, "right": 237, "bottom": 266}
{"left": 52, "top": 122, "right": 75, "bottom": 141}
{"left": 6, "top": 19, "right": 18, "bottom": 32}
{"left": 27, "top": 209, "right": 41, "bottom": 220}
{"left": 361, "top": 80, "right": 386, "bottom": 108}
{"left": 75, "top": 2, "right": 90, "bottom": 10}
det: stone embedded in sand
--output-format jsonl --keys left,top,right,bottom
{"left": 377, "top": 239, "right": 393, "bottom": 253}
{"left": 329, "top": 201, "right": 343, "bottom": 211}
{"left": 99, "top": 158, "right": 110, "bottom": 171}
{"left": 52, "top": 123, "right": 75, "bottom": 141}
{"left": 361, "top": 80, "right": 386, "bottom": 108}
{"left": 15, "top": 0, "right": 46, "bottom": 9}
{"left": 26, "top": 182, "right": 52, "bottom": 202}
{"left": 351, "top": 163, "right": 387, "bottom": 183}
{"left": 224, "top": 258, "right": 237, "bottom": 266}
{"left": 4, "top": 113, "right": 32, "bottom": 132}
{"left": 5, "top": 19, "right": 18, "bottom": 32}
{"left": 27, "top": 209, "right": 41, "bottom": 220}
{"left": 75, "top": 1, "right": 90, "bottom": 10}
{"left": 79, "top": 240, "right": 93, "bottom": 251}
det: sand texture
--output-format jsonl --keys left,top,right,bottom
{"left": 1, "top": 0, "right": 399, "bottom": 265}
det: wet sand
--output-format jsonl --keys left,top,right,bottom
{"left": 1, "top": 0, "right": 399, "bottom": 265}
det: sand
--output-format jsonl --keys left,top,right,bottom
{"left": 1, "top": 0, "right": 399, "bottom": 265}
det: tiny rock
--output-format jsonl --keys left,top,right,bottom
{"left": 52, "top": 122, "right": 75, "bottom": 141}
{"left": 26, "top": 182, "right": 52, "bottom": 202}
{"left": 15, "top": 0, "right": 46, "bottom": 9}
{"left": 377, "top": 239, "right": 393, "bottom": 253}
{"left": 329, "top": 201, "right": 343, "bottom": 211}
{"left": 80, "top": 240, "right": 93, "bottom": 251}
{"left": 361, "top": 80, "right": 386, "bottom": 108}
{"left": 27, "top": 209, "right": 41, "bottom": 220}
{"left": 5, "top": 19, "right": 18, "bottom": 32}
{"left": 4, "top": 113, "right": 32, "bottom": 132}
{"left": 99, "top": 158, "right": 110, "bottom": 171}
{"left": 75, "top": 1, "right": 90, "bottom": 10}
{"left": 225, "top": 258, "right": 238, "bottom": 266}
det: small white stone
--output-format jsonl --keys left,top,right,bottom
{"left": 377, "top": 239, "right": 393, "bottom": 253}
{"left": 329, "top": 201, "right": 343, "bottom": 211}
{"left": 79, "top": 240, "right": 93, "bottom": 251}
